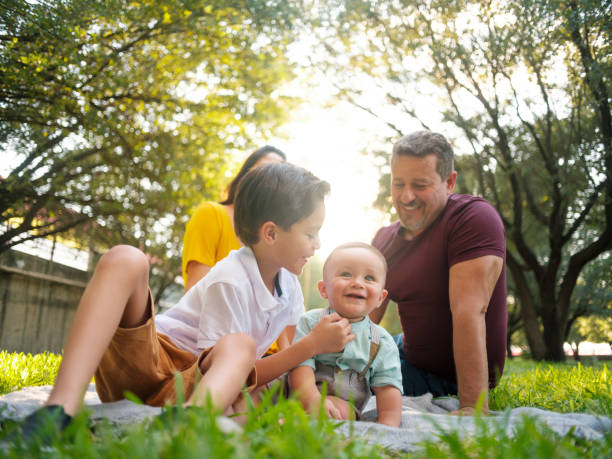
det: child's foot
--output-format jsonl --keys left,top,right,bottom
{"left": 3, "top": 405, "right": 73, "bottom": 446}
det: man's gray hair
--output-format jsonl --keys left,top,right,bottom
{"left": 392, "top": 130, "right": 454, "bottom": 179}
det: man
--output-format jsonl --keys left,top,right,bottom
{"left": 370, "top": 130, "right": 507, "bottom": 415}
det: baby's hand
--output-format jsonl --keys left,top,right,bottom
{"left": 323, "top": 397, "right": 342, "bottom": 420}
{"left": 309, "top": 313, "right": 354, "bottom": 354}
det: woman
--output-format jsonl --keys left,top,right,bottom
{"left": 182, "top": 145, "right": 289, "bottom": 353}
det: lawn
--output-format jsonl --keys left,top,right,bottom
{"left": 0, "top": 351, "right": 610, "bottom": 458}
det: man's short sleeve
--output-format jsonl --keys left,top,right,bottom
{"left": 369, "top": 327, "right": 403, "bottom": 393}
{"left": 447, "top": 199, "right": 505, "bottom": 268}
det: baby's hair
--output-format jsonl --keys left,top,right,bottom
{"left": 323, "top": 242, "right": 387, "bottom": 277}
{"left": 234, "top": 162, "right": 330, "bottom": 246}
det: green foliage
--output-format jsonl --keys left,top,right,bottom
{"left": 0, "top": 0, "right": 299, "bottom": 269}
{"left": 0, "top": 351, "right": 61, "bottom": 394}
{"left": 490, "top": 360, "right": 612, "bottom": 415}
{"left": 413, "top": 415, "right": 612, "bottom": 459}
{"left": 575, "top": 316, "right": 612, "bottom": 345}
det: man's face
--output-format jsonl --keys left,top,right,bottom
{"left": 391, "top": 154, "right": 456, "bottom": 240}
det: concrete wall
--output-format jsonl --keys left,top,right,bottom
{"left": 0, "top": 250, "right": 89, "bottom": 354}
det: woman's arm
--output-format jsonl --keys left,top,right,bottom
{"left": 184, "top": 261, "right": 212, "bottom": 294}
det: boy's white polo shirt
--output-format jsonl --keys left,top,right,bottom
{"left": 155, "top": 246, "right": 304, "bottom": 359}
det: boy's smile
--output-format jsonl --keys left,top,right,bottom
{"left": 273, "top": 200, "right": 325, "bottom": 276}
{"left": 318, "top": 247, "right": 388, "bottom": 322}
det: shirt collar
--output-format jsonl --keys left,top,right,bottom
{"left": 238, "top": 247, "right": 283, "bottom": 312}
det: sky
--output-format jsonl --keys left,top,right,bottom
{"left": 266, "top": 83, "right": 394, "bottom": 260}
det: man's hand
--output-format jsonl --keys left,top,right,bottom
{"left": 308, "top": 313, "right": 355, "bottom": 354}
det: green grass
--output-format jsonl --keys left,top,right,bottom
{"left": 490, "top": 358, "right": 612, "bottom": 415}
{"left": 0, "top": 352, "right": 611, "bottom": 458}
{"left": 0, "top": 351, "right": 61, "bottom": 395}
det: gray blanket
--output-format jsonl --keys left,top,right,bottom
{"left": 1, "top": 385, "right": 610, "bottom": 452}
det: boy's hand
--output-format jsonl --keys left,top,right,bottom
{"left": 309, "top": 313, "right": 354, "bottom": 354}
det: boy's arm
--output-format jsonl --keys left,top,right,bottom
{"left": 372, "top": 385, "right": 402, "bottom": 427}
{"left": 255, "top": 313, "right": 354, "bottom": 385}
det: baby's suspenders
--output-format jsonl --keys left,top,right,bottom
{"left": 314, "top": 308, "right": 381, "bottom": 415}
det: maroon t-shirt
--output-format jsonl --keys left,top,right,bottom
{"left": 372, "top": 193, "right": 507, "bottom": 387}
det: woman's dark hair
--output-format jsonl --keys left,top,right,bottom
{"left": 234, "top": 162, "right": 330, "bottom": 246}
{"left": 220, "top": 145, "right": 286, "bottom": 205}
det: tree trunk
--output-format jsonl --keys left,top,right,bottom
{"left": 519, "top": 299, "right": 547, "bottom": 360}
{"left": 507, "top": 257, "right": 547, "bottom": 360}
{"left": 541, "top": 307, "right": 566, "bottom": 361}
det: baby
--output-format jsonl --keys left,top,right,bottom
{"left": 290, "top": 242, "right": 402, "bottom": 426}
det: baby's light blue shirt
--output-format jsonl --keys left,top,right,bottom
{"left": 294, "top": 308, "right": 403, "bottom": 393}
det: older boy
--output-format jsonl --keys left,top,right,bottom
{"left": 16, "top": 162, "right": 353, "bottom": 441}
{"left": 290, "top": 242, "right": 403, "bottom": 427}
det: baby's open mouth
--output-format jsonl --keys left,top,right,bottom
{"left": 346, "top": 293, "right": 366, "bottom": 299}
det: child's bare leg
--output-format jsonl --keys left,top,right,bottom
{"left": 47, "top": 245, "right": 151, "bottom": 415}
{"left": 226, "top": 384, "right": 267, "bottom": 424}
{"left": 186, "top": 333, "right": 256, "bottom": 413}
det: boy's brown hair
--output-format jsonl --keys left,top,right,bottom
{"left": 234, "top": 162, "right": 330, "bottom": 246}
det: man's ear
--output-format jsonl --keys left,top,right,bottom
{"left": 317, "top": 280, "right": 328, "bottom": 299}
{"left": 445, "top": 171, "right": 457, "bottom": 195}
{"left": 260, "top": 221, "right": 278, "bottom": 245}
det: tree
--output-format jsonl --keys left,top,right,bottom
{"left": 311, "top": 0, "right": 611, "bottom": 360}
{"left": 1, "top": 0, "right": 298, "bottom": 260}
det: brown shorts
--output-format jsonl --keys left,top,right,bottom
{"left": 95, "top": 290, "right": 206, "bottom": 406}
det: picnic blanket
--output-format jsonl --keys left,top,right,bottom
{"left": 1, "top": 385, "right": 610, "bottom": 452}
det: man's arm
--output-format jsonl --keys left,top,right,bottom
{"left": 369, "top": 297, "right": 390, "bottom": 324}
{"left": 372, "top": 385, "right": 402, "bottom": 426}
{"left": 449, "top": 255, "right": 503, "bottom": 415}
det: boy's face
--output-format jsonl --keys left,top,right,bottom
{"left": 274, "top": 199, "right": 325, "bottom": 275}
{"left": 318, "top": 247, "right": 388, "bottom": 322}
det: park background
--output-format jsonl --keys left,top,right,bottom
{"left": 1, "top": 0, "right": 610, "bottom": 362}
